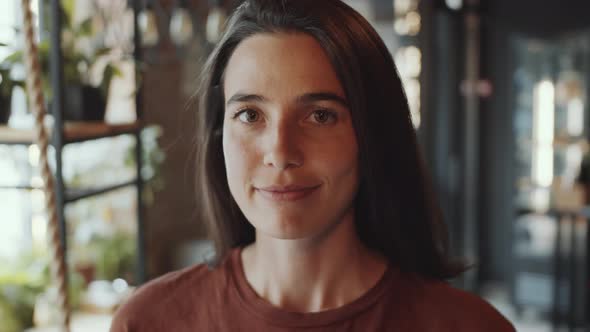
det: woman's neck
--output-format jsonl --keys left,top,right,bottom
{"left": 240, "top": 213, "right": 388, "bottom": 312}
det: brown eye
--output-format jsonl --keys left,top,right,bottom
{"left": 311, "top": 110, "right": 336, "bottom": 124}
{"left": 237, "top": 109, "right": 260, "bottom": 123}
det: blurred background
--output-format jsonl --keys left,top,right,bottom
{"left": 0, "top": 0, "right": 589, "bottom": 331}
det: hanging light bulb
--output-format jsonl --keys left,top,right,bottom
{"left": 445, "top": 0, "right": 463, "bottom": 11}
{"left": 138, "top": 1, "right": 159, "bottom": 47}
{"left": 170, "top": 0, "right": 194, "bottom": 46}
{"left": 206, "top": 0, "right": 226, "bottom": 44}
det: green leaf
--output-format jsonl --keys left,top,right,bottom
{"left": 36, "top": 40, "right": 50, "bottom": 62}
{"left": 95, "top": 47, "right": 112, "bottom": 57}
{"left": 112, "top": 66, "right": 123, "bottom": 77}
{"left": 100, "top": 64, "right": 117, "bottom": 97}
{"left": 0, "top": 51, "right": 23, "bottom": 66}
{"left": 76, "top": 18, "right": 94, "bottom": 37}
{"left": 61, "top": 0, "right": 75, "bottom": 28}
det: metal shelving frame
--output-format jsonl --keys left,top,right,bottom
{"left": 0, "top": 0, "right": 146, "bottom": 285}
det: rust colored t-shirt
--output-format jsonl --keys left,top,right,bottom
{"left": 110, "top": 248, "right": 515, "bottom": 331}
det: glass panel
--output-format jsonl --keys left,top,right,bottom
{"left": 512, "top": 29, "right": 590, "bottom": 323}
{"left": 513, "top": 31, "right": 590, "bottom": 212}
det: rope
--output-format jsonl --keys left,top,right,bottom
{"left": 21, "top": 0, "right": 71, "bottom": 330}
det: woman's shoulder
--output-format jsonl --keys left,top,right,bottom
{"left": 124, "top": 261, "right": 224, "bottom": 304}
{"left": 398, "top": 272, "right": 516, "bottom": 332}
{"left": 110, "top": 256, "right": 233, "bottom": 331}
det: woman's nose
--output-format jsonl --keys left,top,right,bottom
{"left": 262, "top": 122, "right": 303, "bottom": 170}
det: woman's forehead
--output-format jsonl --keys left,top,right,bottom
{"left": 223, "top": 32, "right": 346, "bottom": 103}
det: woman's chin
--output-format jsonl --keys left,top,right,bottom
{"left": 253, "top": 216, "right": 321, "bottom": 240}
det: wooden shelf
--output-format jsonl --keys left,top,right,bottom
{"left": 0, "top": 121, "right": 142, "bottom": 145}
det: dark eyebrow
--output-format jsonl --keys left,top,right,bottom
{"left": 296, "top": 92, "right": 349, "bottom": 108}
{"left": 226, "top": 93, "right": 267, "bottom": 106}
{"left": 225, "top": 92, "right": 348, "bottom": 108}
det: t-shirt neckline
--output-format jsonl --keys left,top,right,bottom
{"left": 228, "top": 246, "right": 397, "bottom": 328}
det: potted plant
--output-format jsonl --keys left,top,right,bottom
{"left": 0, "top": 250, "right": 84, "bottom": 331}
{"left": 0, "top": 59, "right": 23, "bottom": 124}
{"left": 0, "top": 4, "right": 121, "bottom": 122}
{"left": 0, "top": 66, "right": 14, "bottom": 124}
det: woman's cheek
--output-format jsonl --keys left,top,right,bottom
{"left": 223, "top": 130, "right": 255, "bottom": 187}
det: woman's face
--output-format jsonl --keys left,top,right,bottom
{"left": 222, "top": 32, "right": 359, "bottom": 240}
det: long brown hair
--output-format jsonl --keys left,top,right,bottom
{"left": 195, "top": 0, "right": 466, "bottom": 279}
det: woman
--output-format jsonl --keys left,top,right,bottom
{"left": 111, "top": 0, "right": 515, "bottom": 330}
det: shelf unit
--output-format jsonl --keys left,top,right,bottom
{"left": 0, "top": 0, "right": 146, "bottom": 285}
{"left": 0, "top": 121, "right": 142, "bottom": 145}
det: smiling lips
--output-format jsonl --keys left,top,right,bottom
{"left": 255, "top": 184, "right": 321, "bottom": 202}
